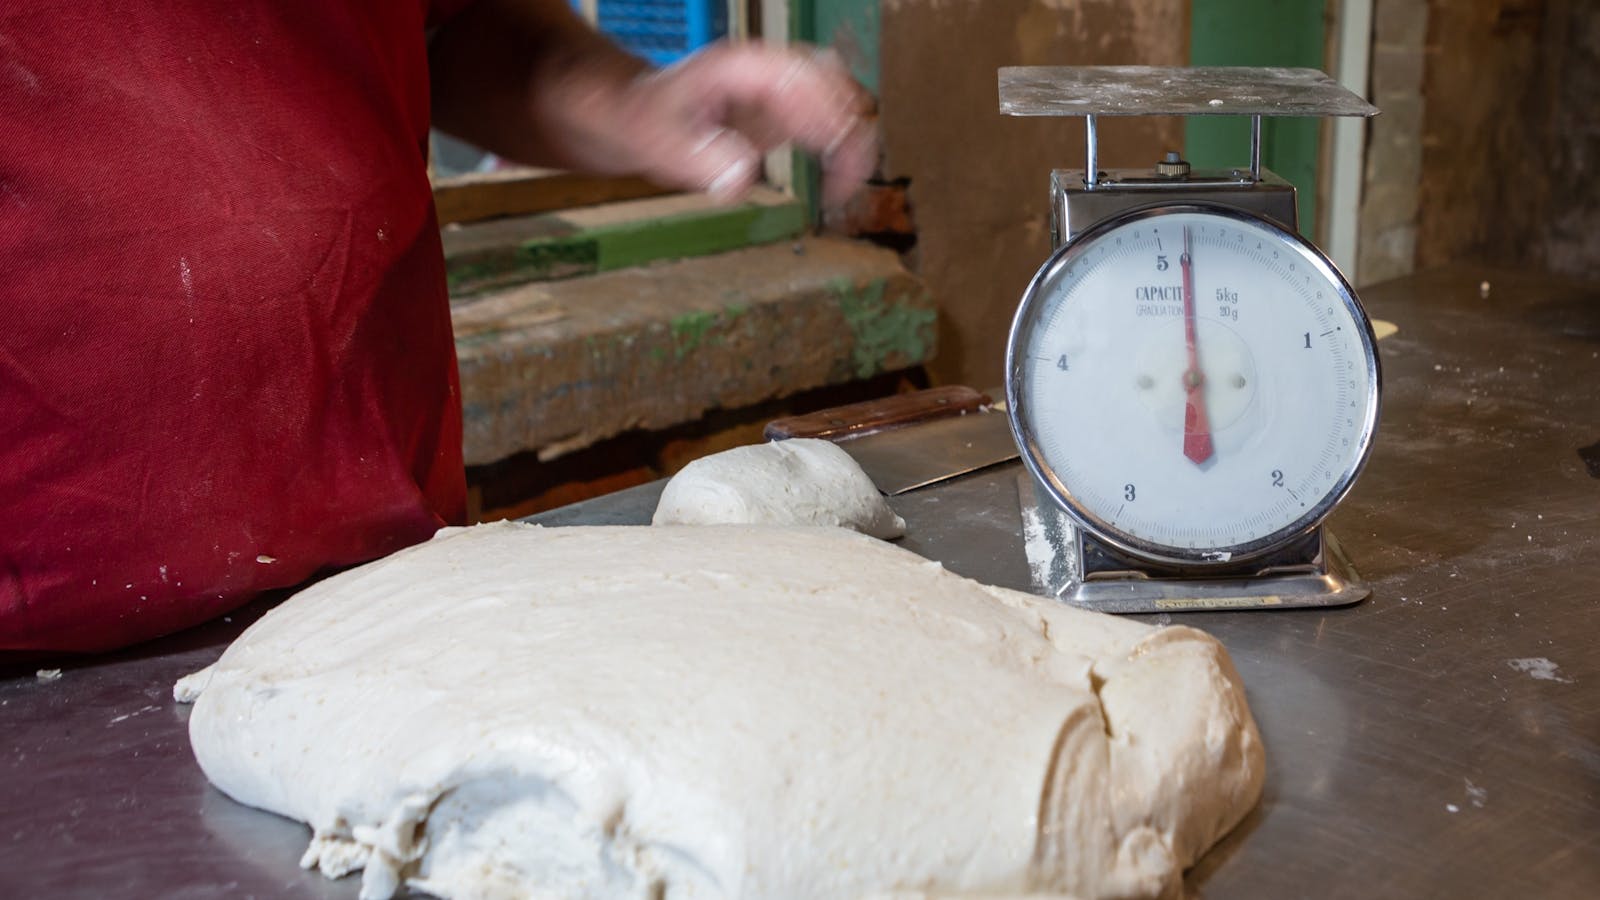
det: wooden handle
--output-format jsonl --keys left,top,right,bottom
{"left": 763, "top": 386, "right": 991, "bottom": 442}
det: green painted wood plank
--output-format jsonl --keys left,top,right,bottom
{"left": 812, "top": 0, "right": 880, "bottom": 94}
{"left": 790, "top": 0, "right": 823, "bottom": 225}
{"left": 446, "top": 199, "right": 806, "bottom": 297}
{"left": 1188, "top": 1, "right": 1327, "bottom": 237}
{"left": 592, "top": 202, "right": 807, "bottom": 271}
{"left": 789, "top": 151, "right": 822, "bottom": 229}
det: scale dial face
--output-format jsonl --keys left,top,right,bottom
{"left": 1007, "top": 202, "right": 1381, "bottom": 566}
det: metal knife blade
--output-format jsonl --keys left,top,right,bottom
{"left": 765, "top": 386, "right": 1019, "bottom": 495}
{"left": 831, "top": 409, "right": 1019, "bottom": 495}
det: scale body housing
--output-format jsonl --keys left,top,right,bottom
{"left": 1002, "top": 67, "right": 1381, "bottom": 613}
{"left": 1050, "top": 167, "right": 1297, "bottom": 248}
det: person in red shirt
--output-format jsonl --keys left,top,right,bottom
{"left": 0, "top": 0, "right": 874, "bottom": 654}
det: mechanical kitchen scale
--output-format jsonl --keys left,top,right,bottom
{"left": 1000, "top": 66, "right": 1382, "bottom": 612}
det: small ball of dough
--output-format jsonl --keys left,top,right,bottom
{"left": 652, "top": 438, "right": 906, "bottom": 539}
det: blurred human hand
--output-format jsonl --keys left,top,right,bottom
{"left": 545, "top": 42, "right": 877, "bottom": 208}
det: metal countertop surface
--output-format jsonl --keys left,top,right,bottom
{"left": 5, "top": 266, "right": 1598, "bottom": 897}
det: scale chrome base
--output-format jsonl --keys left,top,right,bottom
{"left": 1018, "top": 474, "right": 1370, "bottom": 613}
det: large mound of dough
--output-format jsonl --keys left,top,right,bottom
{"left": 177, "top": 523, "right": 1262, "bottom": 900}
{"left": 652, "top": 438, "right": 906, "bottom": 539}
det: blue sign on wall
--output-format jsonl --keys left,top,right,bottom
{"left": 584, "top": 1, "right": 729, "bottom": 66}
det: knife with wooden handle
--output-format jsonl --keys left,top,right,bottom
{"left": 765, "top": 386, "right": 1019, "bottom": 495}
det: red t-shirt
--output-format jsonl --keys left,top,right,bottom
{"left": 1, "top": 2, "right": 472, "bottom": 653}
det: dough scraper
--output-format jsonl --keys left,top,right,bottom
{"left": 764, "top": 386, "right": 1019, "bottom": 495}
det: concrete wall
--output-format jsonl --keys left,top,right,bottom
{"left": 1358, "top": 0, "right": 1428, "bottom": 285}
{"left": 1416, "top": 0, "right": 1600, "bottom": 281}
{"left": 1312, "top": 0, "right": 1599, "bottom": 284}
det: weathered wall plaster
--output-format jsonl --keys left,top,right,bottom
{"left": 1417, "top": 0, "right": 1600, "bottom": 281}
{"left": 879, "top": 0, "right": 1188, "bottom": 387}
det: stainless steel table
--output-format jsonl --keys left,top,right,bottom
{"left": 5, "top": 266, "right": 1598, "bottom": 897}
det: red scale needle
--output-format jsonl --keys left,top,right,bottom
{"left": 1180, "top": 226, "right": 1214, "bottom": 465}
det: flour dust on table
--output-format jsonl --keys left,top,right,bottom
{"left": 177, "top": 522, "right": 1263, "bottom": 899}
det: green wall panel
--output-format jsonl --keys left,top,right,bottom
{"left": 789, "top": 0, "right": 883, "bottom": 224}
{"left": 1188, "top": 1, "right": 1327, "bottom": 237}
{"left": 812, "top": 0, "right": 882, "bottom": 93}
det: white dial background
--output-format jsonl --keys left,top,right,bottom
{"left": 1012, "top": 208, "right": 1378, "bottom": 558}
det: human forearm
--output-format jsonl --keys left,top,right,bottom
{"left": 427, "top": 0, "right": 876, "bottom": 205}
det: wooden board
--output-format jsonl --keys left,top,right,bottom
{"left": 433, "top": 170, "right": 672, "bottom": 226}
